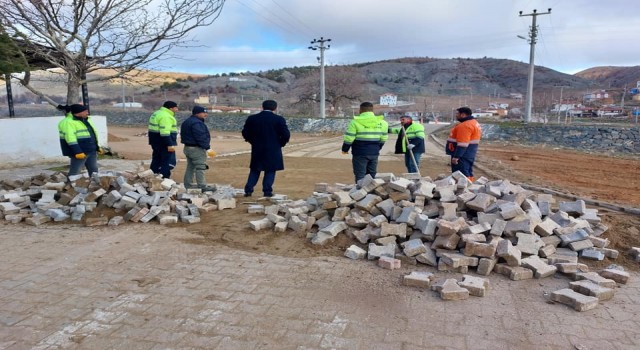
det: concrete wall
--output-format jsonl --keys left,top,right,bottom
{"left": 0, "top": 116, "right": 108, "bottom": 167}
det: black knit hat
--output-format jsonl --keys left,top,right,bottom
{"left": 163, "top": 101, "right": 178, "bottom": 109}
{"left": 192, "top": 106, "right": 207, "bottom": 114}
{"left": 70, "top": 104, "right": 88, "bottom": 114}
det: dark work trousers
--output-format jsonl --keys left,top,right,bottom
{"left": 352, "top": 154, "right": 379, "bottom": 183}
{"left": 244, "top": 168, "right": 276, "bottom": 196}
{"left": 151, "top": 144, "right": 176, "bottom": 179}
{"left": 451, "top": 157, "right": 474, "bottom": 178}
{"left": 69, "top": 151, "right": 98, "bottom": 176}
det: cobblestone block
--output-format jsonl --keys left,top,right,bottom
{"left": 568, "top": 239, "right": 594, "bottom": 252}
{"left": 440, "top": 202, "right": 458, "bottom": 220}
{"left": 45, "top": 208, "right": 69, "bottom": 222}
{"left": 575, "top": 272, "right": 616, "bottom": 288}
{"left": 216, "top": 198, "right": 236, "bottom": 210}
{"left": 599, "top": 269, "right": 630, "bottom": 284}
{"left": 594, "top": 247, "right": 619, "bottom": 260}
{"left": 541, "top": 235, "right": 562, "bottom": 248}
{"left": 181, "top": 215, "right": 201, "bottom": 224}
{"left": 332, "top": 191, "right": 355, "bottom": 207}
{"left": 440, "top": 252, "right": 478, "bottom": 268}
{"left": 559, "top": 199, "right": 586, "bottom": 215}
{"left": 549, "top": 211, "right": 572, "bottom": 227}
{"left": 381, "top": 222, "right": 407, "bottom": 238}
{"left": 355, "top": 194, "right": 383, "bottom": 212}
{"left": 374, "top": 198, "right": 395, "bottom": 218}
{"left": 140, "top": 206, "right": 163, "bottom": 223}
{"left": 130, "top": 207, "right": 149, "bottom": 222}
{"left": 465, "top": 193, "right": 496, "bottom": 212}
{"left": 378, "top": 256, "right": 401, "bottom": 270}
{"left": 476, "top": 258, "right": 497, "bottom": 276}
{"left": 436, "top": 219, "right": 463, "bottom": 236}
{"left": 247, "top": 204, "right": 265, "bottom": 214}
{"left": 436, "top": 186, "right": 457, "bottom": 202}
{"left": 459, "top": 275, "right": 489, "bottom": 297}
{"left": 516, "top": 232, "right": 545, "bottom": 255}
{"left": 348, "top": 188, "right": 368, "bottom": 202}
{"left": 591, "top": 223, "right": 609, "bottom": 237}
{"left": 535, "top": 218, "right": 560, "bottom": 237}
{"left": 432, "top": 232, "right": 460, "bottom": 250}
{"left": 85, "top": 217, "right": 109, "bottom": 226}
{"left": 631, "top": 247, "right": 640, "bottom": 262}
{"left": 496, "top": 239, "right": 521, "bottom": 266}
{"left": 107, "top": 216, "right": 124, "bottom": 226}
{"left": 415, "top": 244, "right": 438, "bottom": 266}
{"left": 332, "top": 207, "right": 350, "bottom": 221}
{"left": 250, "top": 217, "right": 274, "bottom": 231}
{"left": 344, "top": 245, "right": 367, "bottom": 260}
{"left": 493, "top": 264, "right": 534, "bottom": 280}
{"left": 274, "top": 221, "right": 288, "bottom": 232}
{"left": 504, "top": 218, "right": 534, "bottom": 236}
{"left": 288, "top": 216, "right": 307, "bottom": 233}
{"left": 401, "top": 238, "right": 427, "bottom": 257}
{"left": 555, "top": 263, "right": 589, "bottom": 274}
{"left": 558, "top": 228, "right": 589, "bottom": 246}
{"left": 551, "top": 288, "right": 599, "bottom": 312}
{"left": 25, "top": 214, "right": 51, "bottom": 226}
{"left": 538, "top": 244, "right": 556, "bottom": 258}
{"left": 587, "top": 236, "right": 609, "bottom": 248}
{"left": 569, "top": 280, "right": 614, "bottom": 301}
{"left": 463, "top": 241, "right": 496, "bottom": 258}
{"left": 102, "top": 190, "right": 123, "bottom": 207}
{"left": 320, "top": 221, "right": 348, "bottom": 237}
{"left": 156, "top": 213, "right": 178, "bottom": 225}
{"left": 403, "top": 271, "right": 435, "bottom": 288}
{"left": 521, "top": 256, "right": 557, "bottom": 278}
{"left": 580, "top": 248, "right": 605, "bottom": 261}
{"left": 396, "top": 206, "right": 418, "bottom": 226}
{"left": 489, "top": 219, "right": 507, "bottom": 236}
{"left": 434, "top": 279, "right": 469, "bottom": 300}
{"left": 367, "top": 243, "right": 396, "bottom": 260}
{"left": 499, "top": 202, "right": 525, "bottom": 220}
{"left": 388, "top": 178, "right": 412, "bottom": 192}
{"left": 413, "top": 181, "right": 436, "bottom": 199}
{"left": 0, "top": 202, "right": 21, "bottom": 214}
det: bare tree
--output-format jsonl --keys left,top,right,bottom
{"left": 291, "top": 66, "right": 367, "bottom": 117}
{"left": 0, "top": 0, "right": 225, "bottom": 105}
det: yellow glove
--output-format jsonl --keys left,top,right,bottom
{"left": 97, "top": 148, "right": 105, "bottom": 155}
{"left": 341, "top": 151, "right": 349, "bottom": 155}
{"left": 167, "top": 146, "right": 176, "bottom": 153}
{"left": 75, "top": 153, "right": 86, "bottom": 160}
{"left": 207, "top": 149, "right": 216, "bottom": 157}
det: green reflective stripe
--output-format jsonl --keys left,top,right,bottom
{"left": 344, "top": 132, "right": 356, "bottom": 136}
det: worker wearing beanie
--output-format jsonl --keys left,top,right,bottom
{"left": 148, "top": 101, "right": 178, "bottom": 178}
{"left": 60, "top": 104, "right": 103, "bottom": 176}
{"left": 180, "top": 105, "right": 216, "bottom": 191}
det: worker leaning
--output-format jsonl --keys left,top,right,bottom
{"left": 446, "top": 107, "right": 482, "bottom": 181}
{"left": 148, "top": 101, "right": 179, "bottom": 179}
{"left": 341, "top": 102, "right": 388, "bottom": 183}
{"left": 59, "top": 104, "right": 103, "bottom": 176}
{"left": 388, "top": 115, "right": 426, "bottom": 173}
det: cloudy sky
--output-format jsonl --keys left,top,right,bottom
{"left": 161, "top": 0, "right": 639, "bottom": 75}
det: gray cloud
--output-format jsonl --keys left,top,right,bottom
{"left": 160, "top": 0, "right": 640, "bottom": 74}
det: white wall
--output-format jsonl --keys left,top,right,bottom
{"left": 0, "top": 116, "right": 108, "bottom": 167}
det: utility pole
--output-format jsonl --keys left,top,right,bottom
{"left": 308, "top": 37, "right": 331, "bottom": 119}
{"left": 519, "top": 8, "right": 551, "bottom": 123}
{"left": 554, "top": 85, "right": 569, "bottom": 124}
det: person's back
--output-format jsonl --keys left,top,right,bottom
{"left": 241, "top": 100, "right": 290, "bottom": 197}
{"left": 342, "top": 102, "right": 388, "bottom": 182}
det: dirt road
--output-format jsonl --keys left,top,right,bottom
{"left": 106, "top": 126, "right": 640, "bottom": 270}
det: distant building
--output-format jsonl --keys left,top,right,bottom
{"left": 509, "top": 93, "right": 523, "bottom": 100}
{"left": 489, "top": 102, "right": 509, "bottom": 109}
{"left": 112, "top": 102, "right": 143, "bottom": 108}
{"left": 194, "top": 95, "right": 210, "bottom": 105}
{"left": 583, "top": 90, "right": 613, "bottom": 104}
{"left": 229, "top": 77, "right": 247, "bottom": 82}
{"left": 379, "top": 93, "right": 397, "bottom": 106}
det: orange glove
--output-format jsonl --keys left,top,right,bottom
{"left": 74, "top": 153, "right": 86, "bottom": 160}
{"left": 167, "top": 146, "right": 176, "bottom": 152}
{"left": 97, "top": 148, "right": 105, "bottom": 155}
{"left": 207, "top": 149, "right": 216, "bottom": 157}
{"left": 341, "top": 151, "right": 349, "bottom": 155}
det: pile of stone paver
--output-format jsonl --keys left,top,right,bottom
{"left": 246, "top": 171, "right": 635, "bottom": 311}
{"left": 0, "top": 169, "right": 238, "bottom": 226}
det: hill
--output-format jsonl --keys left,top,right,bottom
{"left": 575, "top": 66, "right": 640, "bottom": 89}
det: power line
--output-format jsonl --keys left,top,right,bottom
{"left": 270, "top": 0, "right": 319, "bottom": 37}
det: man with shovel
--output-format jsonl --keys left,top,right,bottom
{"left": 389, "top": 115, "right": 425, "bottom": 174}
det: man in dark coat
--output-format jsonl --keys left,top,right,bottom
{"left": 241, "top": 100, "right": 291, "bottom": 197}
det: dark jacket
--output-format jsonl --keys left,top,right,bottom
{"left": 242, "top": 110, "right": 291, "bottom": 171}
{"left": 60, "top": 116, "right": 99, "bottom": 156}
{"left": 180, "top": 115, "right": 211, "bottom": 150}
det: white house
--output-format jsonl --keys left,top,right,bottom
{"left": 379, "top": 93, "right": 397, "bottom": 106}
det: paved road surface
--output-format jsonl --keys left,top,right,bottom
{"left": 1, "top": 223, "right": 638, "bottom": 349}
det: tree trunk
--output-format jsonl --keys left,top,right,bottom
{"left": 66, "top": 76, "right": 81, "bottom": 104}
